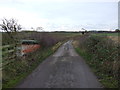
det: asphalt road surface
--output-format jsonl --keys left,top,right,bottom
{"left": 16, "top": 40, "right": 103, "bottom": 88}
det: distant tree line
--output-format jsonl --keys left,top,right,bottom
{"left": 80, "top": 29, "right": 120, "bottom": 34}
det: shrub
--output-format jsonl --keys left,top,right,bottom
{"left": 28, "top": 32, "right": 60, "bottom": 48}
{"left": 76, "top": 35, "right": 119, "bottom": 88}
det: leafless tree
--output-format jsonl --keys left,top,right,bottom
{"left": 0, "top": 18, "right": 21, "bottom": 32}
{"left": 36, "top": 27, "right": 44, "bottom": 31}
{"left": 0, "top": 18, "right": 22, "bottom": 40}
{"left": 0, "top": 18, "right": 22, "bottom": 54}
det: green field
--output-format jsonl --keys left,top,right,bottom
{"left": 91, "top": 32, "right": 119, "bottom": 36}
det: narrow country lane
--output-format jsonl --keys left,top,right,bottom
{"left": 16, "top": 40, "right": 103, "bottom": 88}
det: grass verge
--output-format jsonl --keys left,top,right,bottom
{"left": 73, "top": 35, "right": 119, "bottom": 88}
{"left": 75, "top": 47, "right": 118, "bottom": 88}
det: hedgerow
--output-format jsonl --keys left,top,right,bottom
{"left": 74, "top": 34, "right": 119, "bottom": 88}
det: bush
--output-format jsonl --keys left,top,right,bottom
{"left": 75, "top": 35, "right": 119, "bottom": 88}
{"left": 29, "top": 32, "right": 60, "bottom": 48}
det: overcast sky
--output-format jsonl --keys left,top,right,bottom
{"left": 0, "top": 0, "right": 119, "bottom": 31}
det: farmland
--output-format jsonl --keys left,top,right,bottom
{"left": 91, "top": 32, "right": 119, "bottom": 36}
{"left": 91, "top": 32, "right": 119, "bottom": 43}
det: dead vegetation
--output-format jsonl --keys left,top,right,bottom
{"left": 73, "top": 34, "right": 119, "bottom": 88}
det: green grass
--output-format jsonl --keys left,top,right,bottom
{"left": 2, "top": 41, "right": 63, "bottom": 88}
{"left": 91, "top": 33, "right": 119, "bottom": 37}
{"left": 75, "top": 48, "right": 92, "bottom": 62}
{"left": 74, "top": 43, "right": 118, "bottom": 88}
{"left": 97, "top": 73, "right": 118, "bottom": 88}
{"left": 75, "top": 47, "right": 118, "bottom": 88}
